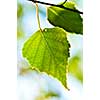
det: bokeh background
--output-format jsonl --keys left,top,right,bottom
{"left": 17, "top": 0, "right": 83, "bottom": 100}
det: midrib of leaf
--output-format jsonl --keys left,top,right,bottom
{"left": 40, "top": 30, "right": 67, "bottom": 79}
{"left": 40, "top": 30, "right": 59, "bottom": 69}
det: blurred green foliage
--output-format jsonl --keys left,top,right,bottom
{"left": 35, "top": 91, "right": 60, "bottom": 100}
{"left": 17, "top": 22, "right": 24, "bottom": 39}
{"left": 17, "top": 3, "right": 23, "bottom": 18}
{"left": 68, "top": 52, "right": 83, "bottom": 83}
{"left": 17, "top": 2, "right": 24, "bottom": 39}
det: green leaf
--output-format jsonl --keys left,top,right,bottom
{"left": 47, "top": 2, "right": 83, "bottom": 34}
{"left": 22, "top": 27, "right": 70, "bottom": 88}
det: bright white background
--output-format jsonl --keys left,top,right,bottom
{"left": 0, "top": 0, "right": 100, "bottom": 100}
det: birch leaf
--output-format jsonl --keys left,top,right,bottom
{"left": 47, "top": 2, "right": 83, "bottom": 34}
{"left": 22, "top": 27, "right": 70, "bottom": 88}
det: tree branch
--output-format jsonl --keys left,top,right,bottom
{"left": 28, "top": 0, "right": 83, "bottom": 14}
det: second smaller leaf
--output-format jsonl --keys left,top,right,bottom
{"left": 47, "top": 2, "right": 83, "bottom": 34}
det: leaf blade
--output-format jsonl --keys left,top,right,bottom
{"left": 47, "top": 2, "right": 83, "bottom": 34}
{"left": 22, "top": 27, "right": 70, "bottom": 88}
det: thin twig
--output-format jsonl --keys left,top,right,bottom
{"left": 28, "top": 0, "right": 83, "bottom": 14}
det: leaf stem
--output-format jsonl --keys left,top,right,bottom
{"left": 35, "top": 0, "right": 42, "bottom": 31}
{"left": 61, "top": 0, "right": 68, "bottom": 5}
{"left": 28, "top": 0, "right": 83, "bottom": 14}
